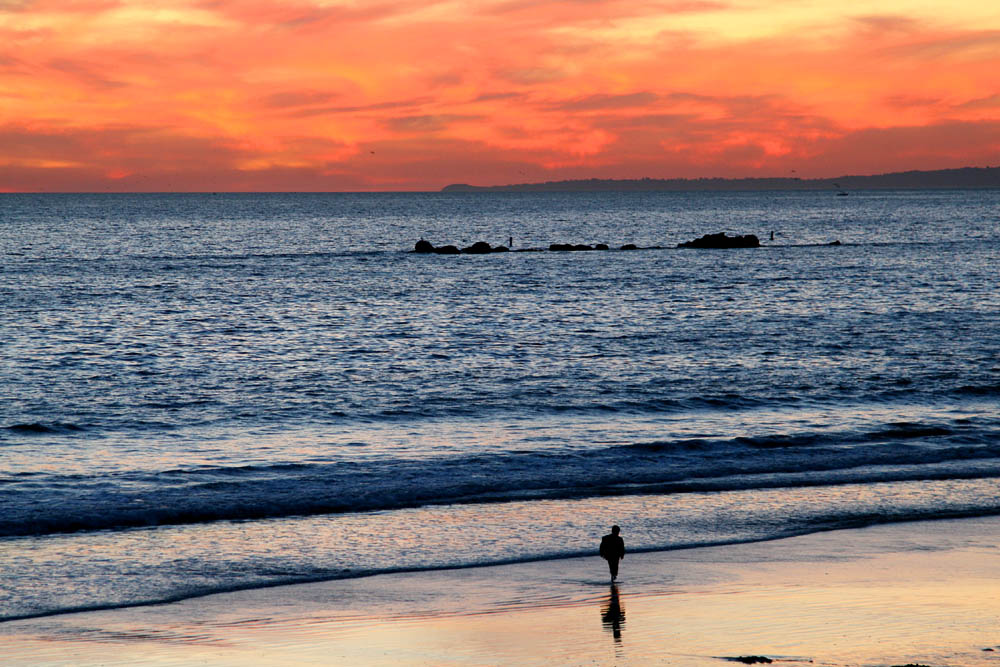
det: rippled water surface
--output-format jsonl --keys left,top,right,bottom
{"left": 1, "top": 190, "right": 998, "bottom": 619}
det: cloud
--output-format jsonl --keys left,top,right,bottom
{"left": 0, "top": 53, "right": 23, "bottom": 70}
{"left": 883, "top": 30, "right": 1000, "bottom": 60}
{"left": 0, "top": 123, "right": 240, "bottom": 172}
{"left": 496, "top": 67, "right": 567, "bottom": 84}
{"left": 471, "top": 92, "right": 526, "bottom": 103}
{"left": 284, "top": 97, "right": 434, "bottom": 118}
{"left": 382, "top": 114, "right": 482, "bottom": 133}
{"left": 956, "top": 93, "right": 1000, "bottom": 110}
{"left": 487, "top": 0, "right": 615, "bottom": 13}
{"left": 798, "top": 120, "right": 1000, "bottom": 173}
{"left": 0, "top": 163, "right": 370, "bottom": 192}
{"left": 47, "top": 58, "right": 127, "bottom": 90}
{"left": 851, "top": 14, "right": 918, "bottom": 33}
{"left": 258, "top": 90, "right": 340, "bottom": 109}
{"left": 484, "top": 0, "right": 728, "bottom": 19}
{"left": 0, "top": 121, "right": 362, "bottom": 190}
{"left": 429, "top": 71, "right": 464, "bottom": 87}
{"left": 659, "top": 92, "right": 797, "bottom": 119}
{"left": 552, "top": 92, "right": 659, "bottom": 111}
{"left": 4, "top": 117, "right": 999, "bottom": 192}
{"left": 0, "top": 121, "right": 338, "bottom": 171}
{"left": 592, "top": 112, "right": 701, "bottom": 129}
{"left": 202, "top": 0, "right": 447, "bottom": 32}
{"left": 884, "top": 94, "right": 942, "bottom": 109}
{"left": 1, "top": 0, "right": 118, "bottom": 12}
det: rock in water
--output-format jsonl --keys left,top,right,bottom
{"left": 462, "top": 241, "right": 494, "bottom": 254}
{"left": 678, "top": 233, "right": 760, "bottom": 249}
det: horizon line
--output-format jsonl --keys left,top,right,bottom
{"left": 3, "top": 164, "right": 998, "bottom": 195}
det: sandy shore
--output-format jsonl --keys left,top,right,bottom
{"left": 5, "top": 516, "right": 1000, "bottom": 666}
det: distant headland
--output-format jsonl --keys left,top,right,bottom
{"left": 441, "top": 166, "right": 1000, "bottom": 193}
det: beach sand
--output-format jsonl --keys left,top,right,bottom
{"left": 5, "top": 516, "right": 1000, "bottom": 666}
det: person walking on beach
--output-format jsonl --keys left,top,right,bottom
{"left": 599, "top": 525, "right": 626, "bottom": 581}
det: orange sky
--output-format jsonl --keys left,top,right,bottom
{"left": 2, "top": 0, "right": 999, "bottom": 191}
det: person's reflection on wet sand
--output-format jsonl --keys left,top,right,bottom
{"left": 601, "top": 584, "right": 626, "bottom": 642}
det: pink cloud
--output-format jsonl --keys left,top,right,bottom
{"left": 882, "top": 30, "right": 1000, "bottom": 60}
{"left": 382, "top": 114, "right": 483, "bottom": 133}
{"left": 552, "top": 92, "right": 660, "bottom": 111}
{"left": 956, "top": 93, "right": 1000, "bottom": 110}
{"left": 47, "top": 58, "right": 128, "bottom": 90}
{"left": 257, "top": 90, "right": 340, "bottom": 109}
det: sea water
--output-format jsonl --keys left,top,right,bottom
{"left": 1, "top": 190, "right": 998, "bottom": 620}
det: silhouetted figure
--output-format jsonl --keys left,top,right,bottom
{"left": 601, "top": 584, "right": 626, "bottom": 642}
{"left": 599, "top": 525, "right": 626, "bottom": 581}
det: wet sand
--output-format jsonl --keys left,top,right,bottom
{"left": 5, "top": 516, "right": 1000, "bottom": 666}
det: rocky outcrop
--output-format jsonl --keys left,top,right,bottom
{"left": 414, "top": 239, "right": 659, "bottom": 254}
{"left": 618, "top": 243, "right": 665, "bottom": 250}
{"left": 462, "top": 241, "right": 495, "bottom": 254}
{"left": 678, "top": 233, "right": 760, "bottom": 249}
{"left": 412, "top": 240, "right": 489, "bottom": 254}
{"left": 549, "top": 243, "right": 604, "bottom": 251}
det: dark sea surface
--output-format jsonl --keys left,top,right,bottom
{"left": 1, "top": 190, "right": 998, "bottom": 620}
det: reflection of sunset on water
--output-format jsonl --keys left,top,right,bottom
{"left": 2, "top": 0, "right": 998, "bottom": 191}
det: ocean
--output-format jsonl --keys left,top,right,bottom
{"left": 2, "top": 189, "right": 998, "bottom": 621}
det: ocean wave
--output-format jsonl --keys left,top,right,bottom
{"left": 2, "top": 385, "right": 990, "bottom": 442}
{"left": 2, "top": 422, "right": 85, "bottom": 435}
{"left": 955, "top": 383, "right": 1000, "bottom": 397}
{"left": 4, "top": 420, "right": 1000, "bottom": 538}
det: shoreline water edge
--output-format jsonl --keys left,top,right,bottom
{"left": 5, "top": 516, "right": 1000, "bottom": 666}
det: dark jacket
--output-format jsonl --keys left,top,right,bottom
{"left": 599, "top": 534, "right": 625, "bottom": 561}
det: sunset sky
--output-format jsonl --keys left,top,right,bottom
{"left": 2, "top": 0, "right": 999, "bottom": 191}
